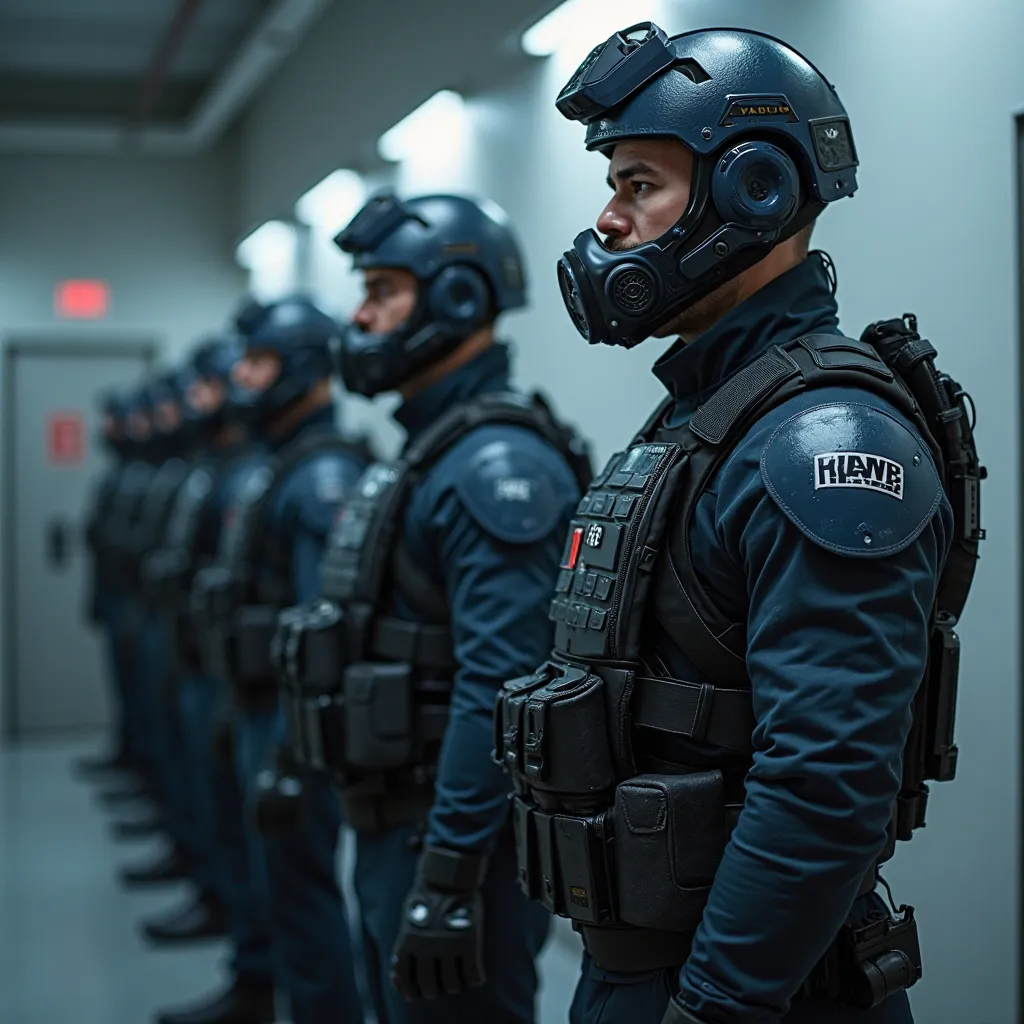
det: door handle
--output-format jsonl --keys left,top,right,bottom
{"left": 46, "top": 518, "right": 73, "bottom": 570}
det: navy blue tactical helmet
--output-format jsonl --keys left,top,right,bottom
{"left": 556, "top": 23, "right": 858, "bottom": 348}
{"left": 96, "top": 388, "right": 130, "bottom": 456}
{"left": 134, "top": 371, "right": 188, "bottom": 458}
{"left": 230, "top": 294, "right": 339, "bottom": 428}
{"left": 233, "top": 296, "right": 271, "bottom": 338}
{"left": 333, "top": 192, "right": 527, "bottom": 396}
{"left": 180, "top": 334, "right": 242, "bottom": 440}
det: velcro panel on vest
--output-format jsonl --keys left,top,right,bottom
{"left": 689, "top": 346, "right": 801, "bottom": 444}
{"left": 551, "top": 443, "right": 684, "bottom": 662}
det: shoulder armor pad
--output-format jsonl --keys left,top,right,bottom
{"left": 760, "top": 401, "right": 943, "bottom": 557}
{"left": 289, "top": 453, "right": 359, "bottom": 537}
{"left": 453, "top": 435, "right": 568, "bottom": 545}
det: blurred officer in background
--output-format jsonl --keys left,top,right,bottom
{"left": 136, "top": 335, "right": 253, "bottom": 947}
{"left": 79, "top": 390, "right": 135, "bottom": 778}
{"left": 165, "top": 297, "right": 369, "bottom": 1024}
{"left": 114, "top": 370, "right": 201, "bottom": 889}
{"left": 277, "top": 192, "right": 591, "bottom": 1024}
{"left": 496, "top": 22, "right": 983, "bottom": 1024}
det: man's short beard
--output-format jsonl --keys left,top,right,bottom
{"left": 652, "top": 277, "right": 744, "bottom": 341}
{"left": 605, "top": 234, "right": 743, "bottom": 343}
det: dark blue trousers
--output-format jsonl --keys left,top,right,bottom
{"left": 177, "top": 673, "right": 231, "bottom": 902}
{"left": 354, "top": 826, "right": 551, "bottom": 1024}
{"left": 234, "top": 703, "right": 364, "bottom": 1024}
{"left": 569, "top": 955, "right": 914, "bottom": 1024}
{"left": 109, "top": 594, "right": 147, "bottom": 767}
{"left": 135, "top": 613, "right": 194, "bottom": 857}
{"left": 94, "top": 586, "right": 131, "bottom": 758}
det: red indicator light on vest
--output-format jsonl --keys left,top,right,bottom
{"left": 55, "top": 279, "right": 109, "bottom": 319}
{"left": 564, "top": 526, "right": 584, "bottom": 569}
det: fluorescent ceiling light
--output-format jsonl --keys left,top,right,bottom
{"left": 295, "top": 169, "right": 366, "bottom": 236}
{"left": 378, "top": 90, "right": 466, "bottom": 163}
{"left": 235, "top": 220, "right": 297, "bottom": 271}
{"left": 522, "top": 0, "right": 663, "bottom": 59}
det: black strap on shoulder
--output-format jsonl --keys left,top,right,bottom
{"left": 387, "top": 389, "right": 591, "bottom": 631}
{"left": 651, "top": 332, "right": 935, "bottom": 688}
{"left": 239, "top": 430, "right": 367, "bottom": 566}
{"left": 403, "top": 390, "right": 592, "bottom": 492}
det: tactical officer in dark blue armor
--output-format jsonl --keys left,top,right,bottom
{"left": 162, "top": 297, "right": 368, "bottom": 1024}
{"left": 89, "top": 390, "right": 162, "bottom": 802}
{"left": 495, "top": 24, "right": 984, "bottom": 1024}
{"left": 276, "top": 193, "right": 590, "bottom": 1024}
{"left": 113, "top": 371, "right": 206, "bottom": 887}
{"left": 79, "top": 390, "right": 136, "bottom": 778}
{"left": 138, "top": 335, "right": 253, "bottom": 947}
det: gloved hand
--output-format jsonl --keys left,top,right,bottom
{"left": 660, "top": 997, "right": 707, "bottom": 1024}
{"left": 390, "top": 845, "right": 489, "bottom": 1001}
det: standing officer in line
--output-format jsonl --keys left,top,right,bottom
{"left": 138, "top": 335, "right": 252, "bottom": 945}
{"left": 279, "top": 193, "right": 590, "bottom": 1024}
{"left": 89, "top": 388, "right": 161, "bottom": 805}
{"left": 160, "top": 298, "right": 368, "bottom": 1024}
{"left": 496, "top": 24, "right": 983, "bottom": 1024}
{"left": 79, "top": 390, "right": 135, "bottom": 777}
{"left": 115, "top": 371, "right": 199, "bottom": 888}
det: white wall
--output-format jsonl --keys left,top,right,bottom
{"left": 0, "top": 147, "right": 246, "bottom": 355}
{"left": 0, "top": 146, "right": 248, "bottom": 735}
{"left": 238, "top": 2, "right": 1021, "bottom": 1020}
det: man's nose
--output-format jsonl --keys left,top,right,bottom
{"left": 352, "top": 303, "right": 373, "bottom": 329}
{"left": 596, "top": 200, "right": 631, "bottom": 245}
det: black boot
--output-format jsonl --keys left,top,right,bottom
{"left": 154, "top": 978, "right": 276, "bottom": 1024}
{"left": 97, "top": 781, "right": 151, "bottom": 807}
{"left": 141, "top": 892, "right": 228, "bottom": 945}
{"left": 74, "top": 749, "right": 135, "bottom": 779}
{"left": 110, "top": 813, "right": 166, "bottom": 841}
{"left": 118, "top": 847, "right": 189, "bottom": 887}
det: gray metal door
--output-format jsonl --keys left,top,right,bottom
{"left": 4, "top": 343, "right": 153, "bottom": 736}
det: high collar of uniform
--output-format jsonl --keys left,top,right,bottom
{"left": 652, "top": 254, "right": 841, "bottom": 424}
{"left": 267, "top": 402, "right": 336, "bottom": 452}
{"left": 394, "top": 342, "right": 512, "bottom": 441}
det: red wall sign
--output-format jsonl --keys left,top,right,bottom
{"left": 54, "top": 279, "right": 110, "bottom": 319}
{"left": 47, "top": 412, "right": 85, "bottom": 465}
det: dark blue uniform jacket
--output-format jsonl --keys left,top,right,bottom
{"left": 196, "top": 442, "right": 268, "bottom": 568}
{"left": 262, "top": 405, "right": 366, "bottom": 603}
{"left": 657, "top": 257, "right": 953, "bottom": 1023}
{"left": 392, "top": 343, "right": 582, "bottom": 854}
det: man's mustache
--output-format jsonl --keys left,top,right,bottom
{"left": 605, "top": 235, "right": 642, "bottom": 252}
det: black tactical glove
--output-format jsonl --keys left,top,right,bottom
{"left": 660, "top": 998, "right": 707, "bottom": 1024}
{"left": 390, "top": 845, "right": 488, "bottom": 1001}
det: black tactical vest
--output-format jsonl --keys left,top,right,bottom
{"left": 100, "top": 460, "right": 156, "bottom": 589}
{"left": 139, "top": 461, "right": 215, "bottom": 604}
{"left": 275, "top": 392, "right": 592, "bottom": 832}
{"left": 192, "top": 431, "right": 371, "bottom": 706}
{"left": 496, "top": 328, "right": 983, "bottom": 975}
{"left": 128, "top": 456, "right": 190, "bottom": 599}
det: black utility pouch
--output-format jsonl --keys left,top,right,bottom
{"left": 613, "top": 771, "right": 728, "bottom": 932}
{"left": 299, "top": 602, "right": 347, "bottom": 692}
{"left": 521, "top": 662, "right": 617, "bottom": 811}
{"left": 234, "top": 605, "right": 280, "bottom": 687}
{"left": 343, "top": 662, "right": 414, "bottom": 769}
{"left": 495, "top": 664, "right": 555, "bottom": 780}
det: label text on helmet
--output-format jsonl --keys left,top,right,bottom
{"left": 720, "top": 94, "right": 799, "bottom": 126}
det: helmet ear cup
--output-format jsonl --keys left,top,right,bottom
{"left": 427, "top": 266, "right": 490, "bottom": 330}
{"left": 712, "top": 140, "right": 800, "bottom": 231}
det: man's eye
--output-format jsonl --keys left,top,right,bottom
{"left": 632, "top": 181, "right": 653, "bottom": 196}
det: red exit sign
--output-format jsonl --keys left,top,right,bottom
{"left": 54, "top": 280, "right": 109, "bottom": 319}
{"left": 47, "top": 412, "right": 85, "bottom": 465}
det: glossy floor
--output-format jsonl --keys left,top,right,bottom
{"left": 0, "top": 736, "right": 583, "bottom": 1024}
